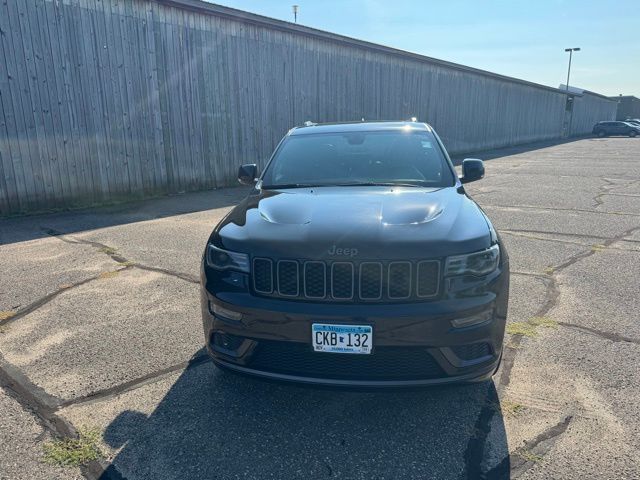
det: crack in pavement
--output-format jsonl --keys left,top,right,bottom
{"left": 499, "top": 228, "right": 610, "bottom": 240}
{"left": 42, "top": 227, "right": 199, "bottom": 284}
{"left": 592, "top": 179, "right": 616, "bottom": 208}
{"left": 0, "top": 353, "right": 116, "bottom": 480}
{"left": 501, "top": 231, "right": 639, "bottom": 253}
{"left": 486, "top": 203, "right": 640, "bottom": 217}
{"left": 461, "top": 385, "right": 500, "bottom": 480}
{"left": 557, "top": 322, "right": 640, "bottom": 345}
{"left": 0, "top": 228, "right": 204, "bottom": 479}
{"left": 0, "top": 265, "right": 134, "bottom": 328}
{"left": 57, "top": 352, "right": 211, "bottom": 409}
{"left": 464, "top": 223, "right": 640, "bottom": 478}
{"left": 483, "top": 415, "right": 573, "bottom": 480}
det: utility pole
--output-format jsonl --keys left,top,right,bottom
{"left": 292, "top": 5, "right": 299, "bottom": 23}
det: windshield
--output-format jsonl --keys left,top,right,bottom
{"left": 261, "top": 130, "right": 455, "bottom": 189}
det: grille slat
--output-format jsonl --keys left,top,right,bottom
{"left": 388, "top": 262, "right": 411, "bottom": 299}
{"left": 277, "top": 260, "right": 299, "bottom": 296}
{"left": 417, "top": 261, "right": 440, "bottom": 298}
{"left": 304, "top": 261, "right": 326, "bottom": 298}
{"left": 359, "top": 262, "right": 383, "bottom": 300}
{"left": 253, "top": 258, "right": 273, "bottom": 293}
{"left": 253, "top": 258, "right": 440, "bottom": 302}
{"left": 331, "top": 262, "right": 354, "bottom": 299}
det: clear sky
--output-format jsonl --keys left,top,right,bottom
{"left": 208, "top": 0, "right": 639, "bottom": 97}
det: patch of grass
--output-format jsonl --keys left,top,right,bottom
{"left": 98, "top": 246, "right": 117, "bottom": 255}
{"left": 98, "top": 270, "right": 120, "bottom": 279}
{"left": 117, "top": 260, "right": 135, "bottom": 267}
{"left": 516, "top": 449, "right": 543, "bottom": 463}
{"left": 0, "top": 311, "right": 16, "bottom": 321}
{"left": 42, "top": 428, "right": 103, "bottom": 467}
{"left": 543, "top": 266, "right": 555, "bottom": 275}
{"left": 591, "top": 244, "right": 606, "bottom": 253}
{"left": 530, "top": 316, "right": 558, "bottom": 329}
{"left": 506, "top": 322, "right": 538, "bottom": 337}
{"left": 501, "top": 400, "right": 526, "bottom": 417}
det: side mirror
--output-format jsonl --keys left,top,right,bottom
{"left": 460, "top": 159, "right": 484, "bottom": 184}
{"left": 237, "top": 164, "right": 258, "bottom": 185}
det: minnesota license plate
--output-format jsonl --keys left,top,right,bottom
{"left": 312, "top": 324, "right": 372, "bottom": 354}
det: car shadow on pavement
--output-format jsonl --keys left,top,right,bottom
{"left": 100, "top": 350, "right": 508, "bottom": 479}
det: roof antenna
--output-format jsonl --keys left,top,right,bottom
{"left": 361, "top": 117, "right": 365, "bottom": 122}
{"left": 410, "top": 117, "right": 417, "bottom": 122}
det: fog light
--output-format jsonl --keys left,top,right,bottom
{"left": 451, "top": 310, "right": 492, "bottom": 328}
{"left": 211, "top": 303, "right": 243, "bottom": 321}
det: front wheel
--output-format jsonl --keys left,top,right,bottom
{"left": 630, "top": 131, "right": 638, "bottom": 138}
{"left": 596, "top": 130, "right": 606, "bottom": 138}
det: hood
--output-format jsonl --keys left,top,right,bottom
{"left": 215, "top": 186, "right": 491, "bottom": 260}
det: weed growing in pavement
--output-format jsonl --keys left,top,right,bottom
{"left": 0, "top": 311, "right": 16, "bottom": 321}
{"left": 98, "top": 246, "right": 117, "bottom": 255}
{"left": 506, "top": 322, "right": 538, "bottom": 337}
{"left": 516, "top": 449, "right": 543, "bottom": 463}
{"left": 501, "top": 400, "right": 526, "bottom": 417}
{"left": 529, "top": 316, "right": 558, "bottom": 328}
{"left": 42, "top": 428, "right": 103, "bottom": 467}
{"left": 506, "top": 316, "right": 558, "bottom": 337}
{"left": 98, "top": 271, "right": 120, "bottom": 279}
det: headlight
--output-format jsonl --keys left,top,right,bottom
{"left": 445, "top": 244, "right": 500, "bottom": 277}
{"left": 206, "top": 244, "right": 250, "bottom": 273}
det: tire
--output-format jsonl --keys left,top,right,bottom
{"left": 597, "top": 130, "right": 606, "bottom": 138}
{"left": 630, "top": 131, "right": 638, "bottom": 138}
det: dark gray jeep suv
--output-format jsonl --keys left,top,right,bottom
{"left": 200, "top": 121, "right": 509, "bottom": 387}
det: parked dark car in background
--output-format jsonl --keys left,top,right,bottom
{"left": 200, "top": 121, "right": 509, "bottom": 387}
{"left": 593, "top": 121, "right": 640, "bottom": 137}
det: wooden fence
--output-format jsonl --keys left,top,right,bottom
{"left": 0, "top": 0, "right": 617, "bottom": 214}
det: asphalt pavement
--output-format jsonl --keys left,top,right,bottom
{"left": 1, "top": 137, "right": 639, "bottom": 479}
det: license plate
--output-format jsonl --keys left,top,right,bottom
{"left": 312, "top": 324, "right": 372, "bottom": 354}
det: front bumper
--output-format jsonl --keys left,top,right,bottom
{"left": 200, "top": 266, "right": 509, "bottom": 388}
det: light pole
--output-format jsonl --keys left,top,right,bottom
{"left": 563, "top": 47, "right": 580, "bottom": 137}
{"left": 292, "top": 5, "right": 299, "bottom": 23}
{"left": 564, "top": 47, "right": 580, "bottom": 91}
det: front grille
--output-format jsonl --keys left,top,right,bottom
{"left": 249, "top": 340, "right": 445, "bottom": 381}
{"left": 252, "top": 258, "right": 441, "bottom": 303}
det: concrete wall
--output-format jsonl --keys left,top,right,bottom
{"left": 0, "top": 0, "right": 618, "bottom": 215}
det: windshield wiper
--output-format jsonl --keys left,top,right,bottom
{"left": 262, "top": 181, "right": 429, "bottom": 189}
{"left": 330, "top": 182, "right": 428, "bottom": 187}
{"left": 261, "top": 183, "right": 325, "bottom": 189}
